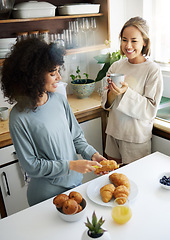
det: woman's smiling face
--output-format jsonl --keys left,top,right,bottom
{"left": 121, "top": 26, "right": 146, "bottom": 64}
{"left": 44, "top": 66, "right": 61, "bottom": 93}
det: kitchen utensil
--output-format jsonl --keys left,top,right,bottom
{"left": 86, "top": 176, "right": 138, "bottom": 207}
{"left": 111, "top": 197, "right": 132, "bottom": 224}
{"left": 110, "top": 73, "right": 125, "bottom": 88}
{"left": 159, "top": 172, "right": 170, "bottom": 190}
{"left": 56, "top": 198, "right": 86, "bottom": 222}
{"left": 58, "top": 3, "right": 100, "bottom": 15}
{"left": 12, "top": 1, "right": 56, "bottom": 19}
{"left": 93, "top": 163, "right": 124, "bottom": 169}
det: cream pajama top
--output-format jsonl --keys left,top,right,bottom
{"left": 101, "top": 58, "right": 163, "bottom": 143}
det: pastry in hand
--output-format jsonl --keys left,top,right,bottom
{"left": 69, "top": 191, "right": 83, "bottom": 204}
{"left": 113, "top": 185, "right": 129, "bottom": 204}
{"left": 94, "top": 160, "right": 119, "bottom": 174}
{"left": 100, "top": 183, "right": 115, "bottom": 203}
{"left": 53, "top": 194, "right": 69, "bottom": 208}
{"left": 62, "top": 199, "right": 79, "bottom": 215}
{"left": 109, "top": 172, "right": 130, "bottom": 190}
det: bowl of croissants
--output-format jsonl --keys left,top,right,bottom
{"left": 53, "top": 191, "right": 86, "bottom": 222}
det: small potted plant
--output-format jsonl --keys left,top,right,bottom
{"left": 70, "top": 66, "right": 95, "bottom": 99}
{"left": 81, "top": 211, "right": 111, "bottom": 240}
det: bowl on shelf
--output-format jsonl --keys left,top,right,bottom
{"left": 159, "top": 172, "right": 170, "bottom": 190}
{"left": 12, "top": 1, "right": 56, "bottom": 19}
{"left": 56, "top": 198, "right": 87, "bottom": 222}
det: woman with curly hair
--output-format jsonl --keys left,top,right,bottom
{"left": 1, "top": 38, "right": 105, "bottom": 206}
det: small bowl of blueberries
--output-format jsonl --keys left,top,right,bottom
{"left": 159, "top": 172, "right": 170, "bottom": 190}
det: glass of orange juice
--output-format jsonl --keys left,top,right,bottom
{"left": 111, "top": 197, "right": 132, "bottom": 224}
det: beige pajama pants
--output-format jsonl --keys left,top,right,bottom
{"left": 105, "top": 134, "right": 151, "bottom": 164}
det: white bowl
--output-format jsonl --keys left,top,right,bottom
{"left": 58, "top": 4, "right": 100, "bottom": 15}
{"left": 12, "top": 1, "right": 56, "bottom": 19}
{"left": 56, "top": 198, "right": 86, "bottom": 222}
{"left": 159, "top": 172, "right": 170, "bottom": 190}
{"left": 0, "top": 38, "right": 17, "bottom": 49}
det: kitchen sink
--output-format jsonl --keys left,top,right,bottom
{"left": 156, "top": 99, "right": 170, "bottom": 122}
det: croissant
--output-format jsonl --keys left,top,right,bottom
{"left": 94, "top": 160, "right": 119, "bottom": 174}
{"left": 109, "top": 173, "right": 130, "bottom": 190}
{"left": 113, "top": 185, "right": 129, "bottom": 204}
{"left": 100, "top": 184, "right": 115, "bottom": 203}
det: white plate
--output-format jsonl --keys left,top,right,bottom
{"left": 86, "top": 175, "right": 138, "bottom": 207}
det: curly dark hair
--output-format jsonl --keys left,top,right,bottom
{"left": 1, "top": 38, "right": 65, "bottom": 111}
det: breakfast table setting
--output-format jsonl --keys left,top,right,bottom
{"left": 0, "top": 151, "right": 170, "bottom": 240}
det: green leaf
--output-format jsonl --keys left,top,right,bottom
{"left": 83, "top": 73, "right": 89, "bottom": 79}
{"left": 92, "top": 211, "right": 97, "bottom": 227}
{"left": 94, "top": 53, "right": 111, "bottom": 64}
{"left": 70, "top": 74, "right": 76, "bottom": 81}
{"left": 95, "top": 62, "right": 110, "bottom": 82}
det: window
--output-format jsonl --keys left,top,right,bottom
{"left": 144, "top": 0, "right": 170, "bottom": 64}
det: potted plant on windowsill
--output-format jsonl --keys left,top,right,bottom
{"left": 70, "top": 66, "right": 95, "bottom": 99}
{"left": 81, "top": 211, "right": 111, "bottom": 240}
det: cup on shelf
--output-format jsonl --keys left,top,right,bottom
{"left": 0, "top": 107, "right": 9, "bottom": 121}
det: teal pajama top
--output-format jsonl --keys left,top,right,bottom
{"left": 9, "top": 92, "right": 96, "bottom": 205}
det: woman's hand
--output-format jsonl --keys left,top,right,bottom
{"left": 105, "top": 75, "right": 128, "bottom": 107}
{"left": 91, "top": 152, "right": 107, "bottom": 163}
{"left": 69, "top": 159, "right": 102, "bottom": 174}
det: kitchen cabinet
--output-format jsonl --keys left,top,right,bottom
{"left": 80, "top": 117, "right": 102, "bottom": 183}
{"left": 151, "top": 135, "right": 170, "bottom": 156}
{"left": 0, "top": 145, "right": 29, "bottom": 218}
{"left": 0, "top": 0, "right": 110, "bottom": 66}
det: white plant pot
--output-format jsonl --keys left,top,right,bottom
{"left": 81, "top": 230, "right": 111, "bottom": 240}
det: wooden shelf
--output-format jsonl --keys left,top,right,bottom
{"left": 0, "top": 44, "right": 108, "bottom": 66}
{"left": 0, "top": 13, "right": 103, "bottom": 24}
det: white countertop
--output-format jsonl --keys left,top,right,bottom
{"left": 0, "top": 152, "right": 170, "bottom": 240}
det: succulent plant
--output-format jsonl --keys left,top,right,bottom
{"left": 85, "top": 211, "right": 105, "bottom": 237}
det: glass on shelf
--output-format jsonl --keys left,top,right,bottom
{"left": 29, "top": 30, "right": 39, "bottom": 39}
{"left": 16, "top": 32, "right": 28, "bottom": 42}
{"left": 39, "top": 30, "right": 49, "bottom": 43}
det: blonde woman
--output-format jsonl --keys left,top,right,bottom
{"left": 102, "top": 16, "right": 163, "bottom": 164}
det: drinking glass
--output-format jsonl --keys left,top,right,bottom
{"left": 90, "top": 17, "right": 97, "bottom": 45}
{"left": 111, "top": 197, "right": 132, "bottom": 224}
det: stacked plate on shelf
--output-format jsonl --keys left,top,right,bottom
{"left": 0, "top": 38, "right": 17, "bottom": 58}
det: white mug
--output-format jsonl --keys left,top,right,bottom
{"left": 0, "top": 107, "right": 9, "bottom": 121}
{"left": 110, "top": 73, "right": 125, "bottom": 88}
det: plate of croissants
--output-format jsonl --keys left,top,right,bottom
{"left": 86, "top": 172, "right": 138, "bottom": 207}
